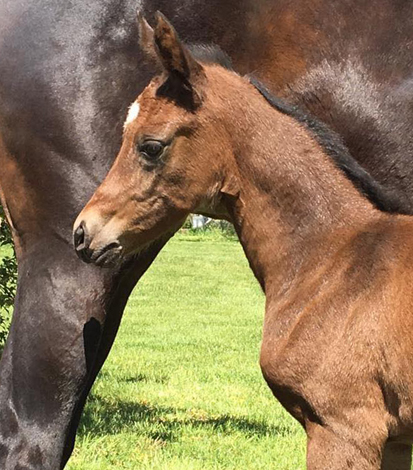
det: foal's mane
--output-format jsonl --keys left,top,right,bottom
{"left": 188, "top": 44, "right": 234, "bottom": 70}
{"left": 249, "top": 77, "right": 409, "bottom": 215}
{"left": 189, "top": 44, "right": 407, "bottom": 214}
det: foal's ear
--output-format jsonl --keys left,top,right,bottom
{"left": 153, "top": 11, "right": 203, "bottom": 81}
{"left": 137, "top": 13, "right": 161, "bottom": 68}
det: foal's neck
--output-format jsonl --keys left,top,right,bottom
{"left": 214, "top": 74, "right": 385, "bottom": 294}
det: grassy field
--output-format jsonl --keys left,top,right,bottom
{"left": 1, "top": 232, "right": 306, "bottom": 469}
{"left": 68, "top": 230, "right": 306, "bottom": 469}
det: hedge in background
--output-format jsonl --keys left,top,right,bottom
{"left": 0, "top": 206, "right": 16, "bottom": 351}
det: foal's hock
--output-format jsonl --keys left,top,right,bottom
{"left": 75, "top": 13, "right": 413, "bottom": 470}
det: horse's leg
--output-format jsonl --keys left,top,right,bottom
{"left": 60, "top": 239, "right": 168, "bottom": 466}
{"left": 380, "top": 441, "right": 412, "bottom": 470}
{"left": 0, "top": 236, "right": 167, "bottom": 470}
{"left": 306, "top": 424, "right": 383, "bottom": 470}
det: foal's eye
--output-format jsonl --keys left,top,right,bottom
{"left": 138, "top": 140, "right": 165, "bottom": 161}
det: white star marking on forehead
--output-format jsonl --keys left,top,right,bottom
{"left": 124, "top": 101, "right": 140, "bottom": 128}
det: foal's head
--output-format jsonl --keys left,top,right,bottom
{"left": 74, "top": 13, "right": 242, "bottom": 266}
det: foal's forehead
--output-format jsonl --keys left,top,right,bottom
{"left": 123, "top": 81, "right": 190, "bottom": 131}
{"left": 123, "top": 83, "right": 154, "bottom": 129}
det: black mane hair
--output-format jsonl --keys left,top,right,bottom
{"left": 248, "top": 77, "right": 410, "bottom": 215}
{"left": 188, "top": 44, "right": 233, "bottom": 70}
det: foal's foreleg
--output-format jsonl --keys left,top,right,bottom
{"left": 380, "top": 441, "right": 412, "bottom": 470}
{"left": 306, "top": 424, "right": 383, "bottom": 470}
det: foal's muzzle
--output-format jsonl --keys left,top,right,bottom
{"left": 73, "top": 221, "right": 122, "bottom": 267}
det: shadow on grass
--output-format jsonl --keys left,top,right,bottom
{"left": 123, "top": 373, "right": 169, "bottom": 384}
{"left": 78, "top": 392, "right": 292, "bottom": 443}
{"left": 92, "top": 370, "right": 169, "bottom": 384}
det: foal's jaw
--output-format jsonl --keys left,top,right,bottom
{"left": 73, "top": 199, "right": 189, "bottom": 267}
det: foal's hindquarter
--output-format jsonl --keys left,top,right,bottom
{"left": 212, "top": 74, "right": 413, "bottom": 468}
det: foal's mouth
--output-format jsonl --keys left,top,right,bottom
{"left": 75, "top": 241, "right": 124, "bottom": 267}
{"left": 91, "top": 242, "right": 124, "bottom": 267}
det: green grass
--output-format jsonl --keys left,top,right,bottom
{"left": 67, "top": 231, "right": 306, "bottom": 469}
{"left": 0, "top": 232, "right": 305, "bottom": 468}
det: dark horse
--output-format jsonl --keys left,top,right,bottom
{"left": 2, "top": 1, "right": 413, "bottom": 469}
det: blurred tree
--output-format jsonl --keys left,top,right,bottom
{"left": 0, "top": 205, "right": 16, "bottom": 352}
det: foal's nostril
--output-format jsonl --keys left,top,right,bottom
{"left": 74, "top": 222, "right": 86, "bottom": 251}
{"left": 73, "top": 222, "right": 94, "bottom": 263}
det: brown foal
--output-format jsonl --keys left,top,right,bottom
{"left": 74, "top": 13, "right": 413, "bottom": 469}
